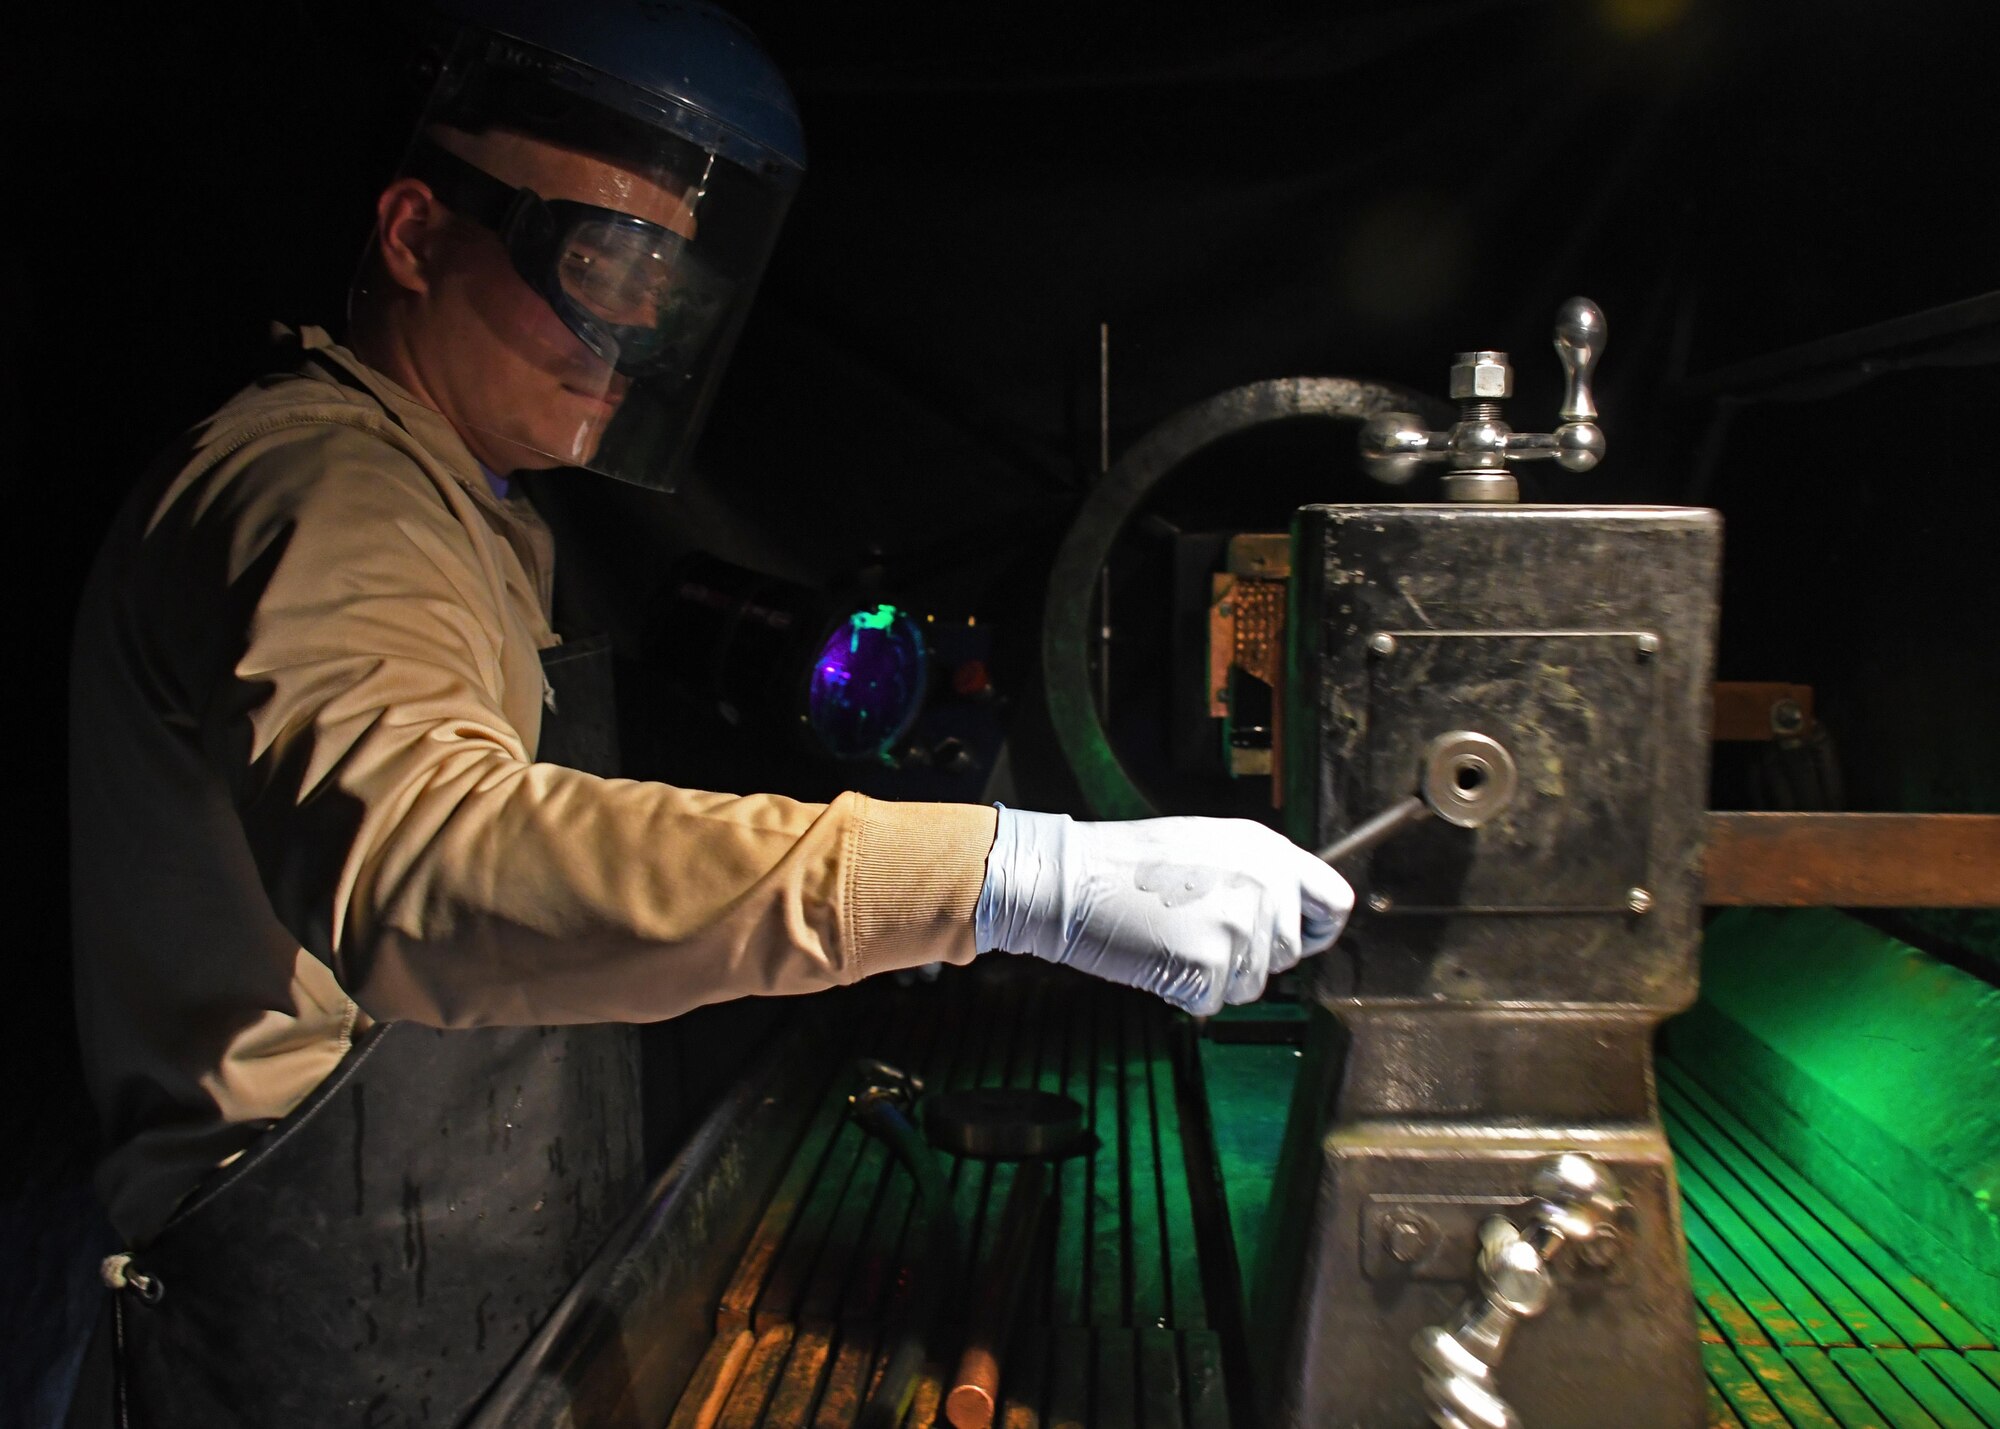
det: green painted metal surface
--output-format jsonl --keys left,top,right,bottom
{"left": 1194, "top": 1038, "right": 1299, "bottom": 1301}
{"left": 1665, "top": 909, "right": 2000, "bottom": 1335}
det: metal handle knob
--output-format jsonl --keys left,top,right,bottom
{"left": 1357, "top": 299, "right": 1609, "bottom": 497}
{"left": 1412, "top": 1154, "right": 1630, "bottom": 1429}
{"left": 1548, "top": 296, "right": 1606, "bottom": 473}
{"left": 1554, "top": 297, "right": 1604, "bottom": 423}
{"left": 1359, "top": 412, "right": 1439, "bottom": 485}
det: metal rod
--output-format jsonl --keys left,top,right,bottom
{"left": 1703, "top": 812, "right": 2000, "bottom": 907}
{"left": 1317, "top": 795, "right": 1431, "bottom": 865}
{"left": 945, "top": 1161, "right": 1050, "bottom": 1429}
{"left": 853, "top": 1097, "right": 960, "bottom": 1429}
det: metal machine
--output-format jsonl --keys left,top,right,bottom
{"left": 440, "top": 301, "right": 1995, "bottom": 1429}
{"left": 1264, "top": 299, "right": 1716, "bottom": 1428}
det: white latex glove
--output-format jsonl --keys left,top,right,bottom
{"left": 974, "top": 806, "right": 1353, "bottom": 1016}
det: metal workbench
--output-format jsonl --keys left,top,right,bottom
{"left": 476, "top": 960, "right": 1997, "bottom": 1428}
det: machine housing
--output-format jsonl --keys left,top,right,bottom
{"left": 1265, "top": 502, "right": 1721, "bottom": 1427}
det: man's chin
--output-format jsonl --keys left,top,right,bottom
{"left": 478, "top": 426, "right": 596, "bottom": 474}
{"left": 460, "top": 393, "right": 617, "bottom": 472}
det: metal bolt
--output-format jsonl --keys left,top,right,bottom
{"left": 1367, "top": 632, "right": 1398, "bottom": 658}
{"left": 1771, "top": 699, "right": 1806, "bottom": 737}
{"left": 1367, "top": 891, "right": 1394, "bottom": 914}
{"left": 1383, "top": 1212, "right": 1438, "bottom": 1263}
{"left": 1626, "top": 887, "right": 1653, "bottom": 915}
{"left": 1578, "top": 1223, "right": 1623, "bottom": 1270}
{"left": 1634, "top": 632, "right": 1661, "bottom": 658}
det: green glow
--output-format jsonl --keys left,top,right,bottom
{"left": 1666, "top": 909, "right": 2000, "bottom": 1339}
{"left": 848, "top": 602, "right": 899, "bottom": 652}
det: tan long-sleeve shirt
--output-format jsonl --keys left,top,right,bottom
{"left": 70, "top": 327, "right": 996, "bottom": 1243}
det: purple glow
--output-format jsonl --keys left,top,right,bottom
{"left": 806, "top": 604, "right": 927, "bottom": 759}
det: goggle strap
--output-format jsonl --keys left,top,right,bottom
{"left": 401, "top": 136, "right": 531, "bottom": 237}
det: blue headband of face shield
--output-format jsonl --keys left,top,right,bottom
{"left": 402, "top": 135, "right": 734, "bottom": 379}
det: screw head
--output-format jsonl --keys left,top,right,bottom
{"left": 1367, "top": 632, "right": 1398, "bottom": 658}
{"left": 1578, "top": 1223, "right": 1623, "bottom": 1270}
{"left": 1367, "top": 891, "right": 1393, "bottom": 914}
{"left": 1771, "top": 699, "right": 1806, "bottom": 737}
{"left": 1383, "top": 1212, "right": 1438, "bottom": 1263}
{"left": 1635, "top": 632, "right": 1661, "bottom": 658}
{"left": 1627, "top": 887, "right": 1653, "bottom": 915}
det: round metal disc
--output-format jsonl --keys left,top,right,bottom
{"left": 923, "top": 1088, "right": 1088, "bottom": 1161}
{"left": 1420, "top": 730, "right": 1519, "bottom": 829}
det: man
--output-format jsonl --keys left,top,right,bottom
{"left": 67, "top": 5, "right": 1351, "bottom": 1424}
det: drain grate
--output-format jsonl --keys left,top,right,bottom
{"left": 1661, "top": 1059, "right": 1997, "bottom": 1429}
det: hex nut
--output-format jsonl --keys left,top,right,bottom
{"left": 1627, "top": 887, "right": 1654, "bottom": 916}
{"left": 1367, "top": 891, "right": 1394, "bottom": 914}
{"left": 1449, "top": 351, "right": 1513, "bottom": 400}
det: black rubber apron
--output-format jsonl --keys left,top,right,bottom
{"left": 99, "top": 636, "right": 642, "bottom": 1429}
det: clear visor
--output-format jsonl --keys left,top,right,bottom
{"left": 389, "top": 33, "right": 800, "bottom": 490}
{"left": 559, "top": 217, "right": 720, "bottom": 352}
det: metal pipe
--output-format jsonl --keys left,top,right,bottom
{"left": 851, "top": 1096, "right": 959, "bottom": 1429}
{"left": 944, "top": 1161, "right": 1050, "bottom": 1429}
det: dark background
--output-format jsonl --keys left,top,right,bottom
{"left": 5, "top": 0, "right": 1997, "bottom": 1412}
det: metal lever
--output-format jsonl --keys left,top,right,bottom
{"left": 1411, "top": 1155, "right": 1630, "bottom": 1429}
{"left": 1554, "top": 296, "right": 1603, "bottom": 423}
{"left": 1359, "top": 298, "right": 1608, "bottom": 503}
{"left": 1318, "top": 730, "right": 1518, "bottom": 865}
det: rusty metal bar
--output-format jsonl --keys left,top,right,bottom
{"left": 945, "top": 1160, "right": 1051, "bottom": 1429}
{"left": 1712, "top": 682, "right": 1815, "bottom": 741}
{"left": 1703, "top": 812, "right": 2000, "bottom": 907}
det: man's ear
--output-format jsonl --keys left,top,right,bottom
{"left": 374, "top": 179, "right": 446, "bottom": 296}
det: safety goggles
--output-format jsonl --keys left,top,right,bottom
{"left": 403, "top": 135, "right": 733, "bottom": 379}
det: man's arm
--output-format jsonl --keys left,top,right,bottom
{"left": 158, "top": 423, "right": 994, "bottom": 1028}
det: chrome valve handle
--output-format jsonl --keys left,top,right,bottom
{"left": 1554, "top": 297, "right": 1603, "bottom": 424}
{"left": 1360, "top": 298, "right": 1608, "bottom": 503}
{"left": 1411, "top": 1154, "right": 1629, "bottom": 1429}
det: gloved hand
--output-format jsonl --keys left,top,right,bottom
{"left": 974, "top": 806, "right": 1353, "bottom": 1016}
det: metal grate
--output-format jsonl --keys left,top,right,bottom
{"left": 662, "top": 965, "right": 1998, "bottom": 1427}
{"left": 1661, "top": 1059, "right": 1999, "bottom": 1429}
{"left": 663, "top": 965, "right": 1228, "bottom": 1429}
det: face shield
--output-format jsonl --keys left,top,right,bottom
{"left": 394, "top": 27, "right": 803, "bottom": 490}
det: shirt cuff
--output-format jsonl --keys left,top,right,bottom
{"left": 845, "top": 795, "right": 999, "bottom": 979}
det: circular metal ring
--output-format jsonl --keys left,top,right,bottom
{"left": 1041, "top": 376, "right": 1456, "bottom": 818}
{"left": 923, "top": 1087, "right": 1089, "bottom": 1161}
{"left": 1420, "top": 730, "right": 1518, "bottom": 829}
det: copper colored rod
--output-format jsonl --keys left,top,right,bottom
{"left": 945, "top": 1161, "right": 1051, "bottom": 1429}
{"left": 1703, "top": 812, "right": 2000, "bottom": 907}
